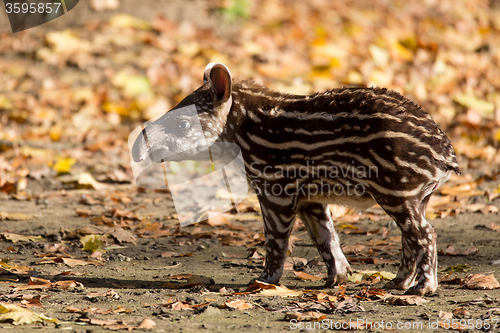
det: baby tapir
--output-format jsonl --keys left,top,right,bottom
{"left": 132, "top": 63, "right": 460, "bottom": 295}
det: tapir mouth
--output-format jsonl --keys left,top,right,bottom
{"left": 148, "top": 147, "right": 214, "bottom": 163}
{"left": 148, "top": 148, "right": 170, "bottom": 163}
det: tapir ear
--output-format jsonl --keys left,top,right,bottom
{"left": 204, "top": 63, "right": 232, "bottom": 105}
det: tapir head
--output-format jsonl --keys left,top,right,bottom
{"left": 132, "top": 63, "right": 233, "bottom": 163}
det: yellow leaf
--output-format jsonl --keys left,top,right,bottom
{"left": 80, "top": 235, "right": 106, "bottom": 253}
{"left": 113, "top": 71, "right": 153, "bottom": 98}
{"left": 52, "top": 157, "right": 76, "bottom": 174}
{"left": 453, "top": 93, "right": 495, "bottom": 114}
{"left": 49, "top": 126, "right": 62, "bottom": 141}
{"left": 348, "top": 270, "right": 396, "bottom": 283}
{"left": 109, "top": 14, "right": 152, "bottom": 30}
{"left": 2, "top": 233, "right": 42, "bottom": 243}
{"left": 391, "top": 42, "right": 414, "bottom": 61}
{"left": 0, "top": 303, "right": 58, "bottom": 325}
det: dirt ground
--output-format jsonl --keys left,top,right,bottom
{"left": 1, "top": 0, "right": 500, "bottom": 332}
{"left": 1, "top": 180, "right": 500, "bottom": 332}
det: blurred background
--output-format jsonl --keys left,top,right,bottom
{"left": 1, "top": 0, "right": 500, "bottom": 198}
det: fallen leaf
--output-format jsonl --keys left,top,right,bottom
{"left": 439, "top": 310, "right": 453, "bottom": 319}
{"left": 464, "top": 274, "right": 500, "bottom": 290}
{"left": 342, "top": 244, "right": 366, "bottom": 254}
{"left": 109, "top": 14, "right": 152, "bottom": 30}
{"left": 200, "top": 211, "right": 232, "bottom": 226}
{"left": 452, "top": 307, "right": 470, "bottom": 318}
{"left": 53, "top": 280, "right": 83, "bottom": 290}
{"left": 137, "top": 318, "right": 156, "bottom": 329}
{"left": 62, "top": 258, "right": 102, "bottom": 267}
{"left": 0, "top": 212, "right": 32, "bottom": 221}
{"left": 334, "top": 297, "right": 365, "bottom": 314}
{"left": 107, "top": 227, "right": 136, "bottom": 244}
{"left": 221, "top": 299, "right": 253, "bottom": 310}
{"left": 58, "top": 173, "right": 109, "bottom": 190}
{"left": 51, "top": 157, "right": 76, "bottom": 174}
{"left": 66, "top": 306, "right": 133, "bottom": 314}
{"left": 86, "top": 290, "right": 120, "bottom": 300}
{"left": 293, "top": 271, "right": 323, "bottom": 281}
{"left": 441, "top": 265, "right": 471, "bottom": 273}
{"left": 2, "top": 233, "right": 42, "bottom": 243}
{"left": 170, "top": 301, "right": 193, "bottom": 310}
{"left": 440, "top": 246, "right": 479, "bottom": 256}
{"left": 0, "top": 303, "right": 58, "bottom": 325}
{"left": 438, "top": 320, "right": 468, "bottom": 331}
{"left": 246, "top": 280, "right": 302, "bottom": 297}
{"left": 81, "top": 234, "right": 106, "bottom": 253}
{"left": 21, "top": 296, "right": 43, "bottom": 308}
{"left": 284, "top": 311, "right": 326, "bottom": 321}
{"left": 384, "top": 295, "right": 428, "bottom": 306}
{"left": 348, "top": 270, "right": 396, "bottom": 283}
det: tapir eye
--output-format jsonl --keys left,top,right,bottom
{"left": 178, "top": 119, "right": 191, "bottom": 130}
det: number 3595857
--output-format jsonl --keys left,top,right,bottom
{"left": 5, "top": 2, "right": 62, "bottom": 14}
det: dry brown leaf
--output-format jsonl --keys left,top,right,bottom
{"left": 62, "top": 258, "right": 102, "bottom": 267}
{"left": 170, "top": 301, "right": 193, "bottom": 310}
{"left": 86, "top": 290, "right": 120, "bottom": 300}
{"left": 284, "top": 311, "right": 326, "bottom": 321}
{"left": 342, "top": 244, "right": 366, "bottom": 254}
{"left": 107, "top": 226, "right": 136, "bottom": 244}
{"left": 66, "top": 306, "right": 133, "bottom": 314}
{"left": 0, "top": 212, "right": 32, "bottom": 221}
{"left": 14, "top": 277, "right": 51, "bottom": 291}
{"left": 53, "top": 280, "right": 83, "bottom": 290}
{"left": 464, "top": 274, "right": 500, "bottom": 290}
{"left": 221, "top": 299, "right": 253, "bottom": 310}
{"left": 246, "top": 280, "right": 302, "bottom": 297}
{"left": 201, "top": 211, "right": 232, "bottom": 226}
{"left": 137, "top": 318, "right": 156, "bottom": 329}
{"left": 384, "top": 295, "right": 428, "bottom": 306}
{"left": 293, "top": 271, "right": 323, "bottom": 281}
{"left": 439, "top": 310, "right": 453, "bottom": 320}
{"left": 438, "top": 320, "right": 468, "bottom": 331}
{"left": 2, "top": 233, "right": 42, "bottom": 243}
{"left": 20, "top": 296, "right": 43, "bottom": 308}
{"left": 452, "top": 307, "right": 470, "bottom": 318}
{"left": 441, "top": 246, "right": 479, "bottom": 256}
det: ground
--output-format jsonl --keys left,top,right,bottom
{"left": 1, "top": 183, "right": 499, "bottom": 332}
{"left": 1, "top": 0, "right": 500, "bottom": 332}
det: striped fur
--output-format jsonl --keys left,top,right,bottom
{"left": 132, "top": 63, "right": 460, "bottom": 296}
